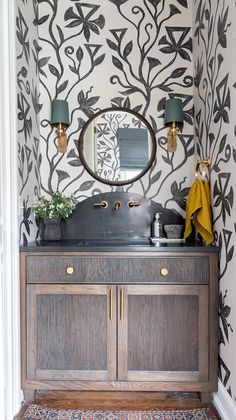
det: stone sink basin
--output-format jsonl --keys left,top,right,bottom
{"left": 77, "top": 238, "right": 151, "bottom": 247}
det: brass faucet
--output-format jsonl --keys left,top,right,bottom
{"left": 114, "top": 201, "right": 121, "bottom": 210}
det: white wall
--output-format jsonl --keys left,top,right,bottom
{"left": 0, "top": 0, "right": 21, "bottom": 418}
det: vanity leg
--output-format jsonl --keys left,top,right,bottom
{"left": 199, "top": 392, "right": 212, "bottom": 403}
{"left": 23, "top": 389, "right": 35, "bottom": 403}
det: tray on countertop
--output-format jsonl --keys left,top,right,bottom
{"left": 150, "top": 237, "right": 186, "bottom": 244}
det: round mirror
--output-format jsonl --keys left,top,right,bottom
{"left": 78, "top": 108, "right": 156, "bottom": 186}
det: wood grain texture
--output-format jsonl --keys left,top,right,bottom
{"left": 119, "top": 285, "right": 209, "bottom": 383}
{"left": 14, "top": 391, "right": 221, "bottom": 419}
{"left": 26, "top": 284, "right": 116, "bottom": 381}
{"left": 26, "top": 254, "right": 209, "bottom": 284}
{"left": 20, "top": 250, "right": 218, "bottom": 397}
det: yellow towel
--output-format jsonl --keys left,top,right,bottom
{"left": 184, "top": 178, "right": 214, "bottom": 245}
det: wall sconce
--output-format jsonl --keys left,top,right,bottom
{"left": 164, "top": 98, "right": 183, "bottom": 153}
{"left": 51, "top": 99, "right": 70, "bottom": 153}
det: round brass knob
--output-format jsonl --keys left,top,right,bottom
{"left": 160, "top": 267, "right": 168, "bottom": 276}
{"left": 66, "top": 266, "right": 74, "bottom": 275}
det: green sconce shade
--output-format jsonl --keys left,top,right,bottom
{"left": 164, "top": 98, "right": 183, "bottom": 125}
{"left": 51, "top": 99, "right": 70, "bottom": 126}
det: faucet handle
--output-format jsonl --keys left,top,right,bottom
{"left": 93, "top": 200, "right": 108, "bottom": 209}
{"left": 114, "top": 201, "right": 121, "bottom": 210}
{"left": 127, "top": 200, "right": 143, "bottom": 208}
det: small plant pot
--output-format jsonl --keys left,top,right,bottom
{"left": 43, "top": 218, "right": 61, "bottom": 241}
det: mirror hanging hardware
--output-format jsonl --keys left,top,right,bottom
{"left": 127, "top": 200, "right": 143, "bottom": 208}
{"left": 93, "top": 200, "right": 108, "bottom": 209}
{"left": 195, "top": 159, "right": 210, "bottom": 181}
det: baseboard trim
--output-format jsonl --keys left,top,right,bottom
{"left": 213, "top": 380, "right": 236, "bottom": 420}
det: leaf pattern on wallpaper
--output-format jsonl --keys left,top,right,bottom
{"left": 31, "top": 0, "right": 194, "bottom": 203}
{"left": 164, "top": 178, "right": 189, "bottom": 210}
{"left": 16, "top": 1, "right": 41, "bottom": 244}
{"left": 216, "top": 228, "right": 234, "bottom": 282}
{"left": 64, "top": 3, "right": 105, "bottom": 42}
{"left": 193, "top": 0, "right": 235, "bottom": 399}
{"left": 194, "top": 1, "right": 231, "bottom": 166}
{"left": 219, "top": 290, "right": 233, "bottom": 345}
{"left": 18, "top": 144, "right": 33, "bottom": 195}
{"left": 213, "top": 75, "right": 230, "bottom": 124}
{"left": 17, "top": 1, "right": 194, "bottom": 234}
{"left": 18, "top": 92, "right": 32, "bottom": 142}
{"left": 16, "top": 8, "right": 30, "bottom": 64}
{"left": 17, "top": 66, "right": 30, "bottom": 95}
{"left": 159, "top": 27, "right": 192, "bottom": 61}
{"left": 146, "top": 132, "right": 194, "bottom": 200}
{"left": 219, "top": 355, "right": 231, "bottom": 391}
{"left": 107, "top": 19, "right": 193, "bottom": 115}
{"left": 105, "top": 2, "right": 193, "bottom": 201}
{"left": 213, "top": 173, "right": 234, "bottom": 226}
{"left": 19, "top": 196, "right": 33, "bottom": 246}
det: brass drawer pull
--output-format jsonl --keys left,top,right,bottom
{"left": 66, "top": 266, "right": 74, "bottom": 275}
{"left": 160, "top": 267, "right": 168, "bottom": 276}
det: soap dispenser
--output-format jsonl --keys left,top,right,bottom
{"left": 152, "top": 213, "right": 163, "bottom": 238}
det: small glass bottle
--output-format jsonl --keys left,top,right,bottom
{"left": 152, "top": 213, "right": 163, "bottom": 238}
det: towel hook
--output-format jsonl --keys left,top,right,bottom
{"left": 195, "top": 159, "right": 210, "bottom": 180}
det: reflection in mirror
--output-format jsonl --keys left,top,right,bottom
{"left": 78, "top": 108, "right": 156, "bottom": 186}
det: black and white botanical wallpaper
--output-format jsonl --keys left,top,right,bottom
{"left": 193, "top": 0, "right": 236, "bottom": 404}
{"left": 16, "top": 0, "right": 236, "bottom": 405}
{"left": 16, "top": 0, "right": 41, "bottom": 244}
{"left": 16, "top": 0, "right": 194, "bottom": 243}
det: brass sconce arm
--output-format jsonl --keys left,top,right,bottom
{"left": 51, "top": 99, "right": 70, "bottom": 153}
{"left": 55, "top": 123, "right": 68, "bottom": 153}
{"left": 164, "top": 98, "right": 183, "bottom": 153}
{"left": 167, "top": 122, "right": 180, "bottom": 153}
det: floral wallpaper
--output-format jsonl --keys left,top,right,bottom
{"left": 16, "top": 0, "right": 41, "bottom": 244}
{"left": 16, "top": 0, "right": 194, "bottom": 243}
{"left": 16, "top": 0, "right": 236, "bottom": 407}
{"left": 193, "top": 0, "right": 236, "bottom": 405}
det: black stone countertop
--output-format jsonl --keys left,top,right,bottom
{"left": 20, "top": 239, "right": 218, "bottom": 253}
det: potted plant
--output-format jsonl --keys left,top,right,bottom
{"left": 32, "top": 191, "right": 76, "bottom": 241}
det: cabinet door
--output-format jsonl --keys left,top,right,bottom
{"left": 118, "top": 285, "right": 208, "bottom": 383}
{"left": 27, "top": 284, "right": 116, "bottom": 381}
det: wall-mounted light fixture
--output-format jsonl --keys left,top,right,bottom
{"left": 164, "top": 98, "right": 183, "bottom": 153}
{"left": 51, "top": 99, "right": 70, "bottom": 153}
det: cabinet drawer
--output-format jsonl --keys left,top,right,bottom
{"left": 26, "top": 255, "right": 209, "bottom": 284}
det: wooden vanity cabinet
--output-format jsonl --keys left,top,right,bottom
{"left": 20, "top": 250, "right": 218, "bottom": 399}
{"left": 118, "top": 284, "right": 209, "bottom": 384}
{"left": 26, "top": 284, "right": 117, "bottom": 382}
